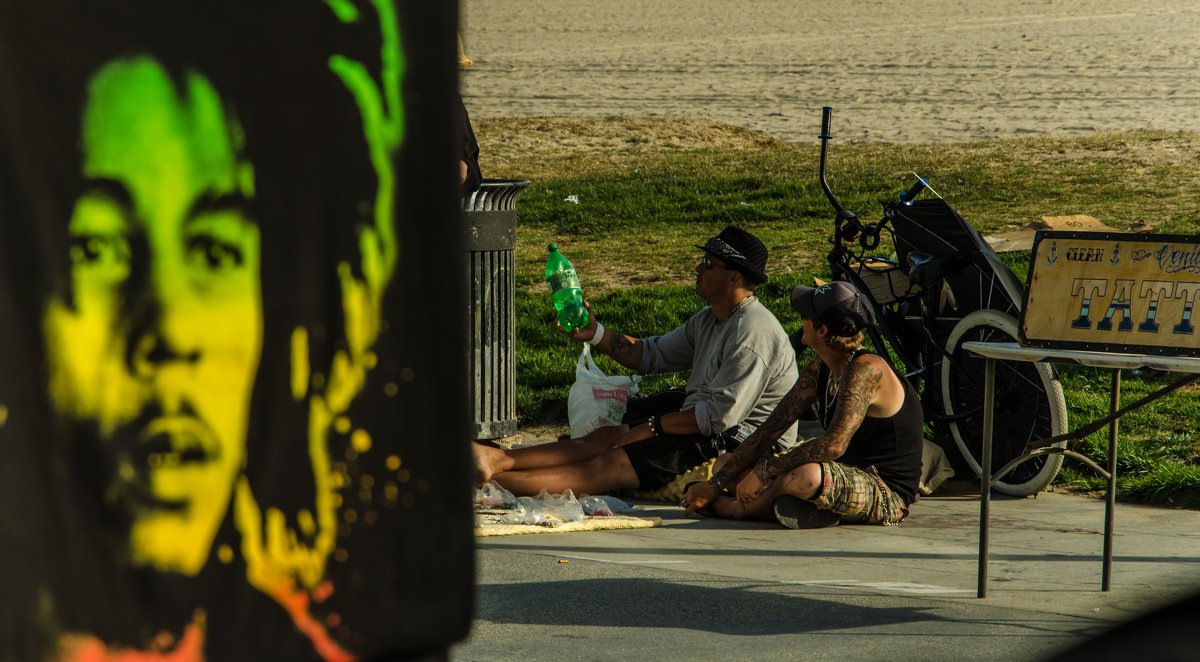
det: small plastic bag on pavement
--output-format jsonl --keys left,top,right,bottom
{"left": 475, "top": 481, "right": 518, "bottom": 509}
{"left": 499, "top": 499, "right": 547, "bottom": 526}
{"left": 499, "top": 489, "right": 585, "bottom": 526}
{"left": 580, "top": 494, "right": 634, "bottom": 517}
{"left": 531, "top": 489, "right": 585, "bottom": 523}
{"left": 579, "top": 495, "right": 613, "bottom": 517}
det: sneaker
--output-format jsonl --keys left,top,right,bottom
{"left": 773, "top": 495, "right": 840, "bottom": 529}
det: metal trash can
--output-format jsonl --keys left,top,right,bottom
{"left": 463, "top": 179, "right": 530, "bottom": 440}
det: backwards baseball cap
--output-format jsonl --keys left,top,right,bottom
{"left": 790, "top": 281, "right": 876, "bottom": 336}
{"left": 694, "top": 226, "right": 769, "bottom": 284}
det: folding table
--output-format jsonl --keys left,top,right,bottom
{"left": 964, "top": 341, "right": 1200, "bottom": 598}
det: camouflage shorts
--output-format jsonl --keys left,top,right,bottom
{"left": 809, "top": 462, "right": 908, "bottom": 525}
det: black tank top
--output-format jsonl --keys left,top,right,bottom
{"left": 816, "top": 349, "right": 924, "bottom": 504}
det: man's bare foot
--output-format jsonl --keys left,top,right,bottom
{"left": 473, "top": 442, "right": 500, "bottom": 486}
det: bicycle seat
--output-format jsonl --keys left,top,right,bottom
{"left": 906, "top": 251, "right": 965, "bottom": 289}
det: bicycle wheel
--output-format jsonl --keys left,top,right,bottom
{"left": 940, "top": 309, "right": 1068, "bottom": 496}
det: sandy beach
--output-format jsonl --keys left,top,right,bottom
{"left": 461, "top": 0, "right": 1200, "bottom": 144}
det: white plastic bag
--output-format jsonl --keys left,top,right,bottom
{"left": 499, "top": 489, "right": 586, "bottom": 526}
{"left": 568, "top": 345, "right": 640, "bottom": 438}
{"left": 474, "top": 481, "right": 518, "bottom": 509}
{"left": 579, "top": 495, "right": 634, "bottom": 517}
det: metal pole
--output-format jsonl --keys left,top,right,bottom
{"left": 978, "top": 357, "right": 996, "bottom": 598}
{"left": 1103, "top": 369, "right": 1120, "bottom": 591}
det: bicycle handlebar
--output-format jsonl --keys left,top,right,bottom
{"left": 818, "top": 107, "right": 843, "bottom": 214}
{"left": 899, "top": 175, "right": 928, "bottom": 205}
{"left": 821, "top": 107, "right": 884, "bottom": 254}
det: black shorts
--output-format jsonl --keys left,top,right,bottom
{"left": 621, "top": 389, "right": 731, "bottom": 490}
{"left": 622, "top": 434, "right": 720, "bottom": 490}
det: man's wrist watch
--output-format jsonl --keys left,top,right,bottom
{"left": 708, "top": 474, "right": 730, "bottom": 492}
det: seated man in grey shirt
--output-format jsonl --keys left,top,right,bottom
{"left": 474, "top": 226, "right": 799, "bottom": 495}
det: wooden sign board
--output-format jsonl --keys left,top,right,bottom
{"left": 1020, "top": 231, "right": 1200, "bottom": 356}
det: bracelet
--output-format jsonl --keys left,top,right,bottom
{"left": 588, "top": 322, "right": 606, "bottom": 346}
{"left": 709, "top": 474, "right": 730, "bottom": 492}
{"left": 756, "top": 455, "right": 772, "bottom": 483}
{"left": 647, "top": 414, "right": 663, "bottom": 437}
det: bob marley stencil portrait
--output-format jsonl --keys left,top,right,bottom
{"left": 0, "top": 0, "right": 474, "bottom": 659}
{"left": 44, "top": 55, "right": 265, "bottom": 577}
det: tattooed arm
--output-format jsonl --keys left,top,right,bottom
{"left": 710, "top": 358, "right": 822, "bottom": 484}
{"left": 565, "top": 302, "right": 646, "bottom": 371}
{"left": 593, "top": 331, "right": 646, "bottom": 372}
{"left": 760, "top": 355, "right": 886, "bottom": 480}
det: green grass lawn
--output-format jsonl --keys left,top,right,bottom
{"left": 479, "top": 118, "right": 1200, "bottom": 508}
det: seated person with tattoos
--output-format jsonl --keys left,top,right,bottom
{"left": 681, "top": 281, "right": 923, "bottom": 528}
{"left": 474, "top": 227, "right": 799, "bottom": 496}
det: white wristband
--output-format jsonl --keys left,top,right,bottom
{"left": 588, "top": 322, "right": 606, "bottom": 346}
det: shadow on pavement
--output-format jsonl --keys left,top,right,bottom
{"left": 475, "top": 578, "right": 944, "bottom": 635}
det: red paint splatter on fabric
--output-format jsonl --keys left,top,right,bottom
{"left": 264, "top": 581, "right": 355, "bottom": 662}
{"left": 61, "top": 613, "right": 205, "bottom": 662}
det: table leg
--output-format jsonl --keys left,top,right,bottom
{"left": 978, "top": 357, "right": 995, "bottom": 599}
{"left": 1103, "top": 369, "right": 1120, "bottom": 591}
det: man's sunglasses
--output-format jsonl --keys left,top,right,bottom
{"left": 700, "top": 255, "right": 728, "bottom": 271}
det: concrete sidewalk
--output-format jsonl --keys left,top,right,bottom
{"left": 454, "top": 482, "right": 1200, "bottom": 661}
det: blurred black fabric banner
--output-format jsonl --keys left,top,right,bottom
{"left": 0, "top": 0, "right": 473, "bottom": 659}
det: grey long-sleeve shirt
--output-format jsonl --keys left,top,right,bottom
{"left": 637, "top": 296, "right": 799, "bottom": 448}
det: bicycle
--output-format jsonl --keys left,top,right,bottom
{"left": 814, "top": 107, "right": 1068, "bottom": 497}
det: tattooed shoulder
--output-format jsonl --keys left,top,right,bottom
{"left": 840, "top": 358, "right": 884, "bottom": 417}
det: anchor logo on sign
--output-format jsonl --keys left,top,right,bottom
{"left": 1111, "top": 243, "right": 1121, "bottom": 267}
{"left": 1047, "top": 241, "right": 1058, "bottom": 266}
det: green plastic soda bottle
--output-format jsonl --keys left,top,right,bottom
{"left": 545, "top": 243, "right": 589, "bottom": 332}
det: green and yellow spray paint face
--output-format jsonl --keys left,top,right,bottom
{"left": 43, "top": 56, "right": 262, "bottom": 576}
{"left": 42, "top": 1, "right": 404, "bottom": 619}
